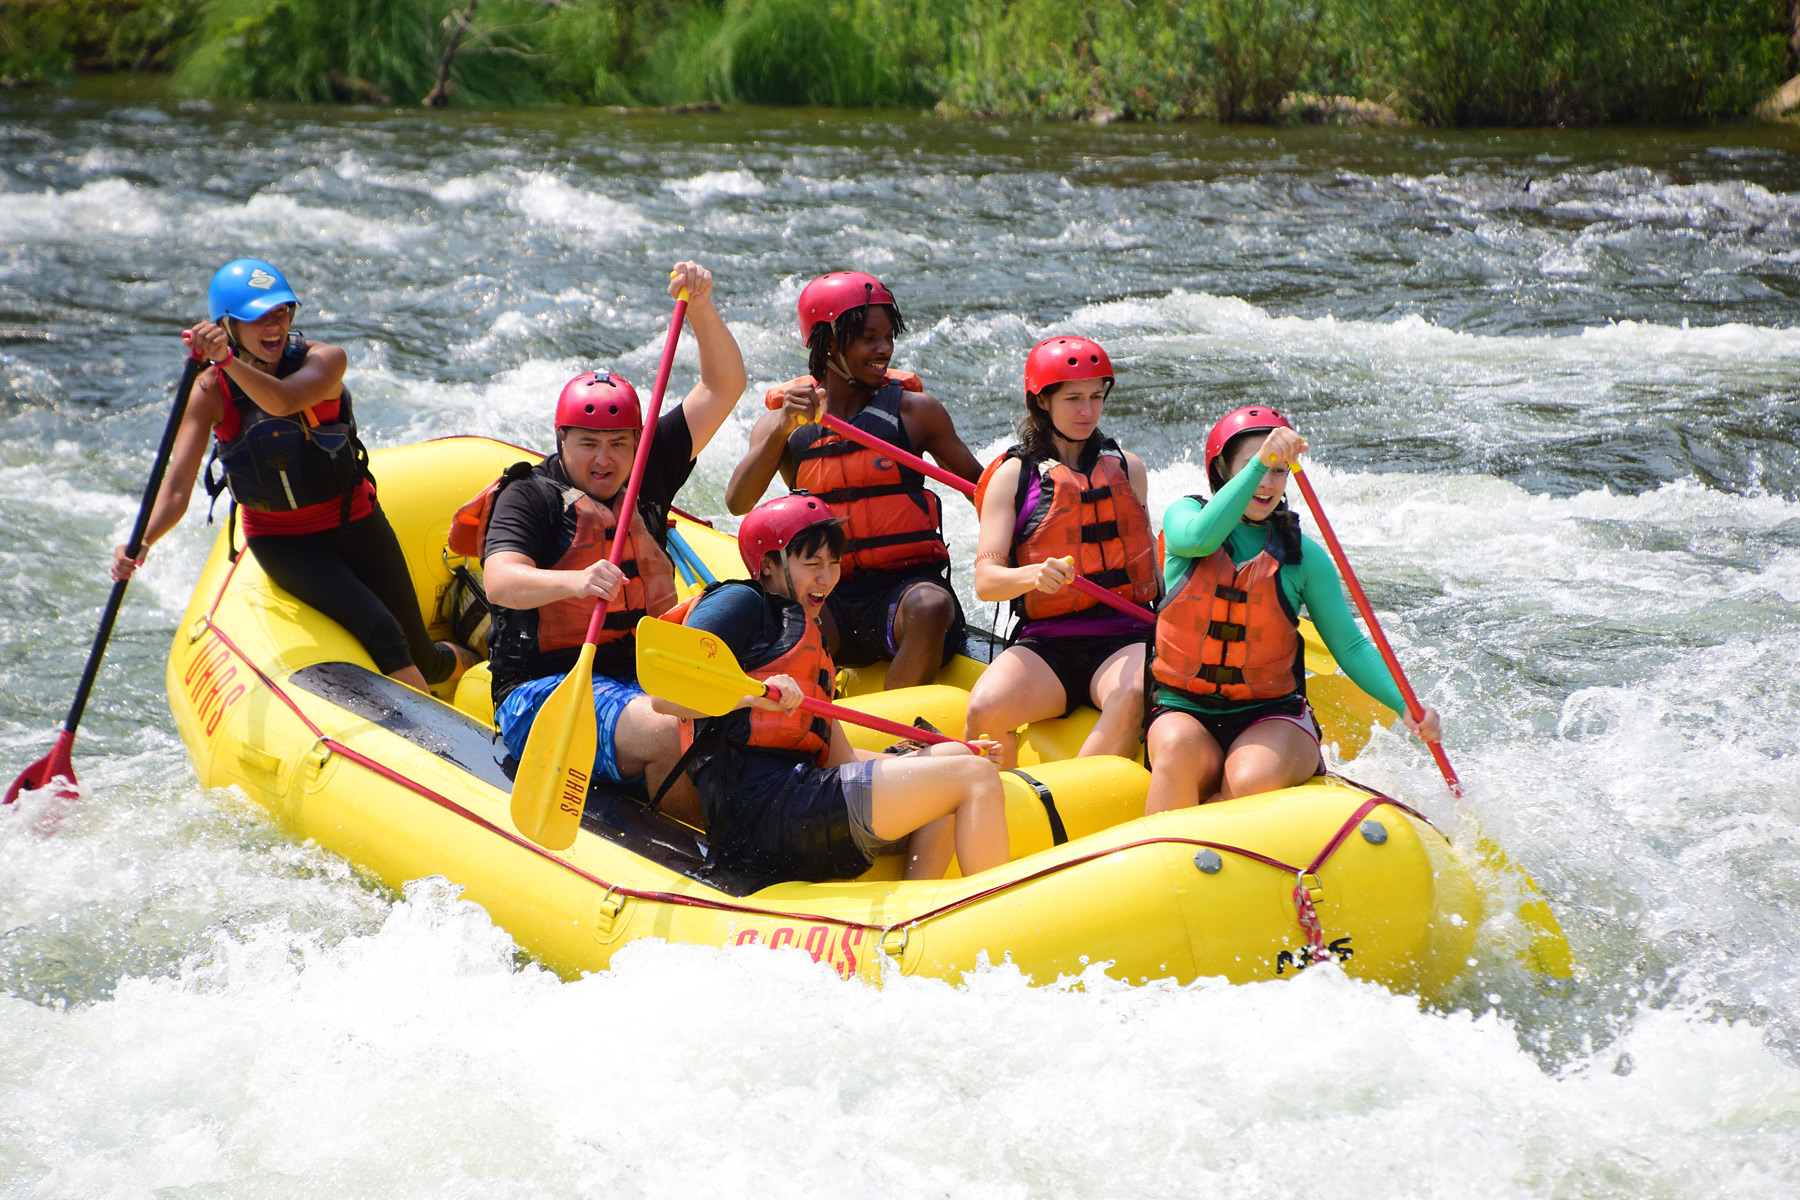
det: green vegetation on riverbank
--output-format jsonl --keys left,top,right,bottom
{"left": 3, "top": 0, "right": 1794, "bottom": 124}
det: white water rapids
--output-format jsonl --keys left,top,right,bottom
{"left": 2, "top": 86, "right": 1797, "bottom": 1195}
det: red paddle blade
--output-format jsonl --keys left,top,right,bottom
{"left": 5, "top": 729, "right": 77, "bottom": 805}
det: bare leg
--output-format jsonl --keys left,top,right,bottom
{"left": 611, "top": 694, "right": 685, "bottom": 789}
{"left": 1078, "top": 641, "right": 1147, "bottom": 759}
{"left": 390, "top": 664, "right": 429, "bottom": 691}
{"left": 903, "top": 814, "right": 956, "bottom": 879}
{"left": 962, "top": 645, "right": 1067, "bottom": 770}
{"left": 389, "top": 643, "right": 474, "bottom": 693}
{"left": 886, "top": 581, "right": 956, "bottom": 690}
{"left": 655, "top": 774, "right": 704, "bottom": 829}
{"left": 1144, "top": 710, "right": 1225, "bottom": 814}
{"left": 442, "top": 641, "right": 478, "bottom": 686}
{"left": 1219, "top": 720, "right": 1322, "bottom": 800}
{"left": 868, "top": 744, "right": 1008, "bottom": 879}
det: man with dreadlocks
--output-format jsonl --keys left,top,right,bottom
{"left": 726, "top": 272, "right": 983, "bottom": 690}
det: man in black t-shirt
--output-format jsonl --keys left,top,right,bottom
{"left": 482, "top": 263, "right": 745, "bottom": 805}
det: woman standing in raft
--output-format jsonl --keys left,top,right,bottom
{"left": 653, "top": 493, "right": 1009, "bottom": 883}
{"left": 726, "top": 272, "right": 984, "bottom": 690}
{"left": 962, "top": 337, "right": 1161, "bottom": 769}
{"left": 1144, "top": 407, "right": 1442, "bottom": 812}
{"left": 113, "top": 259, "right": 469, "bottom": 692}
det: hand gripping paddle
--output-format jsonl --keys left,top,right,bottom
{"left": 635, "top": 616, "right": 979, "bottom": 749}
{"left": 509, "top": 281, "right": 689, "bottom": 850}
{"left": 7, "top": 340, "right": 205, "bottom": 814}
{"left": 764, "top": 392, "right": 1155, "bottom": 626}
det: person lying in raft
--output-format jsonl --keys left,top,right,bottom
{"left": 651, "top": 493, "right": 1009, "bottom": 883}
{"left": 726, "top": 272, "right": 984, "bottom": 690}
{"left": 963, "top": 337, "right": 1161, "bottom": 769}
{"left": 1144, "top": 407, "right": 1442, "bottom": 812}
{"left": 471, "top": 262, "right": 746, "bottom": 810}
{"left": 114, "top": 258, "right": 471, "bottom": 693}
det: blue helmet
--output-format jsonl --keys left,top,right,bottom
{"left": 208, "top": 259, "right": 301, "bottom": 323}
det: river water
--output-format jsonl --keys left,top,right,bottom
{"left": 3, "top": 77, "right": 1798, "bottom": 1196}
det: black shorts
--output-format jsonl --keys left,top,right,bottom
{"left": 824, "top": 563, "right": 965, "bottom": 669}
{"left": 1149, "top": 692, "right": 1324, "bottom": 770}
{"left": 1012, "top": 630, "right": 1149, "bottom": 718}
{"left": 702, "top": 755, "right": 876, "bottom": 885}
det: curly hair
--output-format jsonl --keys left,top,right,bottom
{"left": 805, "top": 301, "right": 907, "bottom": 383}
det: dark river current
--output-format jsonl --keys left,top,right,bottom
{"left": 2, "top": 78, "right": 1798, "bottom": 1196}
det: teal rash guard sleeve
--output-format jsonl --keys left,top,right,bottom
{"left": 1161, "top": 459, "right": 1267, "bottom": 563}
{"left": 1289, "top": 536, "right": 1407, "bottom": 715}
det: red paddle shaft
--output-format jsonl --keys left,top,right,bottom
{"left": 765, "top": 394, "right": 1155, "bottom": 627}
{"left": 758, "top": 685, "right": 978, "bottom": 751}
{"left": 1290, "top": 466, "right": 1462, "bottom": 797}
{"left": 582, "top": 293, "right": 690, "bottom": 643}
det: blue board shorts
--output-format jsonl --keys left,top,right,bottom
{"left": 495, "top": 672, "right": 645, "bottom": 785}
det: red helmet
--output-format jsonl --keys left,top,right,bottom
{"left": 1024, "top": 335, "right": 1113, "bottom": 395}
{"left": 796, "top": 271, "right": 895, "bottom": 343}
{"left": 555, "top": 370, "right": 642, "bottom": 433}
{"left": 738, "top": 492, "right": 838, "bottom": 574}
{"left": 1204, "top": 406, "right": 1294, "bottom": 486}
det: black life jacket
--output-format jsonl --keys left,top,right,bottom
{"left": 203, "top": 333, "right": 370, "bottom": 523}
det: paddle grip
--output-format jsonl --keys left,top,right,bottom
{"left": 583, "top": 290, "right": 690, "bottom": 645}
{"left": 1291, "top": 466, "right": 1463, "bottom": 797}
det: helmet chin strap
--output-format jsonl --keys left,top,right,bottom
{"left": 224, "top": 317, "right": 277, "bottom": 368}
{"left": 825, "top": 353, "right": 877, "bottom": 392}
{"left": 779, "top": 548, "right": 799, "bottom": 602}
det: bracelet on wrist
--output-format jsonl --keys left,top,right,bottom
{"left": 214, "top": 346, "right": 234, "bottom": 368}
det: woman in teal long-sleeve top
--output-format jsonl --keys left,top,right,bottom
{"left": 1145, "top": 412, "right": 1442, "bottom": 813}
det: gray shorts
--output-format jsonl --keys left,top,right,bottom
{"left": 840, "top": 759, "right": 907, "bottom": 861}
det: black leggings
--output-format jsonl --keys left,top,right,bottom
{"left": 247, "top": 507, "right": 455, "bottom": 684}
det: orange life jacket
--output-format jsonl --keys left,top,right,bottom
{"left": 761, "top": 370, "right": 922, "bottom": 409}
{"left": 666, "top": 586, "right": 834, "bottom": 766}
{"left": 785, "top": 382, "right": 948, "bottom": 579}
{"left": 1152, "top": 519, "right": 1303, "bottom": 705}
{"left": 976, "top": 439, "right": 1160, "bottom": 622}
{"left": 453, "top": 463, "right": 678, "bottom": 653}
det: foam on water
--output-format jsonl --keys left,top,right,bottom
{"left": 0, "top": 880, "right": 1796, "bottom": 1198}
{"left": 0, "top": 178, "right": 169, "bottom": 239}
{"left": 507, "top": 172, "right": 657, "bottom": 240}
{"left": 664, "top": 168, "right": 768, "bottom": 205}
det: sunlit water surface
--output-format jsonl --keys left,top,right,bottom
{"left": 2, "top": 79, "right": 1798, "bottom": 1196}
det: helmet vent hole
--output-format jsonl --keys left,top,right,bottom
{"left": 607, "top": 404, "right": 619, "bottom": 415}
{"left": 583, "top": 404, "right": 595, "bottom": 414}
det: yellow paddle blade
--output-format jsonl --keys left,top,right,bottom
{"left": 1474, "top": 834, "right": 1576, "bottom": 983}
{"left": 509, "top": 641, "right": 597, "bottom": 851}
{"left": 634, "top": 616, "right": 759, "bottom": 717}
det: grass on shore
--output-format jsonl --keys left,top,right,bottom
{"left": 3, "top": 0, "right": 1793, "bottom": 124}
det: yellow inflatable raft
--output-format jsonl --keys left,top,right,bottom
{"left": 166, "top": 437, "right": 1570, "bottom": 998}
